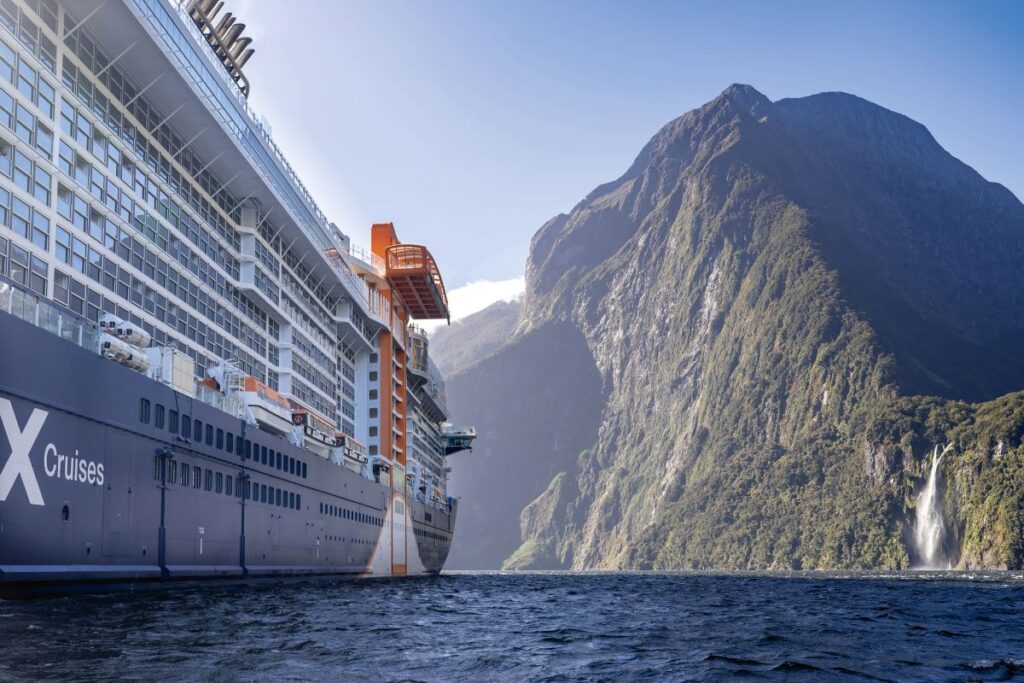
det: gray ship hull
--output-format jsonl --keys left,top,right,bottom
{"left": 0, "top": 309, "right": 455, "bottom": 593}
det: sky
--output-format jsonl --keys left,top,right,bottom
{"left": 235, "top": 0, "right": 1024, "bottom": 322}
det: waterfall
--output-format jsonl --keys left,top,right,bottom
{"left": 913, "top": 444, "right": 952, "bottom": 569}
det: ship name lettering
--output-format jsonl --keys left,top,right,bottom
{"left": 43, "top": 444, "right": 104, "bottom": 486}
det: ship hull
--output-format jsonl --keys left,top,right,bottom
{"left": 0, "top": 309, "right": 456, "bottom": 593}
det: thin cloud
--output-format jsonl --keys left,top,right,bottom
{"left": 419, "top": 277, "right": 524, "bottom": 333}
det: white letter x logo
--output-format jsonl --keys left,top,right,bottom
{"left": 0, "top": 398, "right": 46, "bottom": 506}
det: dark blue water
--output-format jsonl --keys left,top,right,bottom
{"left": 1, "top": 571, "right": 1022, "bottom": 681}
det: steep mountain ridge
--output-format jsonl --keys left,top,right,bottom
{"left": 441, "top": 85, "right": 1024, "bottom": 570}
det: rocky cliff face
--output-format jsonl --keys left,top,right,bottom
{"left": 429, "top": 299, "right": 520, "bottom": 376}
{"left": 439, "top": 85, "right": 1024, "bottom": 570}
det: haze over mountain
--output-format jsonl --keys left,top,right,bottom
{"left": 439, "top": 85, "right": 1024, "bottom": 571}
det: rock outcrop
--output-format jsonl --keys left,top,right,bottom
{"left": 439, "top": 85, "right": 1024, "bottom": 570}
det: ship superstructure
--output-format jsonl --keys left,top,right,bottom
{"left": 0, "top": 0, "right": 474, "bottom": 590}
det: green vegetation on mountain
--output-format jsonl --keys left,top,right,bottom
{"left": 439, "top": 85, "right": 1024, "bottom": 570}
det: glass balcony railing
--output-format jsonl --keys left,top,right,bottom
{"left": 0, "top": 279, "right": 100, "bottom": 353}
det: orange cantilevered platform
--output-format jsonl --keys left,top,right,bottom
{"left": 384, "top": 244, "right": 450, "bottom": 321}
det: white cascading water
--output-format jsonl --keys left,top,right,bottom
{"left": 914, "top": 444, "right": 952, "bottom": 569}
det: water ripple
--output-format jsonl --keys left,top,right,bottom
{"left": 0, "top": 571, "right": 1022, "bottom": 681}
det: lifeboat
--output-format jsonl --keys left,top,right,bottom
{"left": 290, "top": 404, "right": 337, "bottom": 458}
{"left": 238, "top": 376, "right": 293, "bottom": 435}
{"left": 332, "top": 432, "right": 368, "bottom": 473}
{"left": 99, "top": 333, "right": 150, "bottom": 373}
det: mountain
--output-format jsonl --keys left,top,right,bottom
{"left": 429, "top": 299, "right": 520, "bottom": 376}
{"left": 444, "top": 84, "right": 1024, "bottom": 571}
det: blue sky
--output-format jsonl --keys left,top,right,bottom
{"left": 238, "top": 0, "right": 1023, "bottom": 319}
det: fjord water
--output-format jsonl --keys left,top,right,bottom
{"left": 1, "top": 572, "right": 1022, "bottom": 681}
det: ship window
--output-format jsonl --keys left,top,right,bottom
{"left": 153, "top": 456, "right": 162, "bottom": 481}
{"left": 296, "top": 494, "right": 301, "bottom": 510}
{"left": 260, "top": 485, "right": 267, "bottom": 504}
{"left": 193, "top": 467, "right": 201, "bottom": 489}
{"left": 194, "top": 419, "right": 202, "bottom": 441}
{"left": 216, "top": 429, "right": 224, "bottom": 449}
{"left": 225, "top": 432, "right": 234, "bottom": 453}
{"left": 168, "top": 410, "right": 178, "bottom": 434}
{"left": 180, "top": 463, "right": 190, "bottom": 486}
{"left": 139, "top": 398, "right": 151, "bottom": 424}
{"left": 369, "top": 353, "right": 378, "bottom": 363}
{"left": 290, "top": 492, "right": 296, "bottom": 509}
{"left": 181, "top": 417, "right": 191, "bottom": 439}
{"left": 369, "top": 390, "right": 378, "bottom": 400}
{"left": 290, "top": 458, "right": 296, "bottom": 475}
{"left": 276, "top": 489, "right": 282, "bottom": 507}
{"left": 168, "top": 460, "right": 177, "bottom": 485}
{"left": 225, "top": 475, "right": 233, "bottom": 496}
{"left": 282, "top": 456, "right": 289, "bottom": 474}
{"left": 319, "top": 502, "right": 323, "bottom": 514}
{"left": 275, "top": 452, "right": 282, "bottom": 469}
{"left": 369, "top": 408, "right": 378, "bottom": 419}
{"left": 204, "top": 470, "right": 212, "bottom": 491}
{"left": 155, "top": 404, "right": 165, "bottom": 429}
{"left": 302, "top": 463, "right": 307, "bottom": 479}
{"left": 369, "top": 446, "right": 377, "bottom": 456}
{"left": 215, "top": 472, "right": 223, "bottom": 493}
{"left": 206, "top": 425, "right": 213, "bottom": 446}
{"left": 236, "top": 437, "right": 243, "bottom": 457}
{"left": 243, "top": 439, "right": 251, "bottom": 460}
{"left": 369, "top": 427, "right": 378, "bottom": 437}
{"left": 369, "top": 371, "right": 378, "bottom": 381}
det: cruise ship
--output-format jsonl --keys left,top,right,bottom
{"left": 0, "top": 0, "right": 475, "bottom": 591}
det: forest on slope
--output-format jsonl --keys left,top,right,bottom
{"left": 440, "top": 85, "right": 1024, "bottom": 571}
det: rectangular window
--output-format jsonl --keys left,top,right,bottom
{"left": 276, "top": 489, "right": 282, "bottom": 507}
{"left": 193, "top": 467, "right": 201, "bottom": 489}
{"left": 225, "top": 474, "right": 233, "bottom": 496}
{"left": 153, "top": 455, "right": 162, "bottom": 481}
{"left": 180, "top": 463, "right": 190, "bottom": 487}
{"left": 181, "top": 415, "right": 191, "bottom": 439}
{"left": 168, "top": 409, "right": 178, "bottom": 434}
{"left": 204, "top": 470, "right": 212, "bottom": 491}
{"left": 296, "top": 494, "right": 301, "bottom": 510}
{"left": 302, "top": 463, "right": 307, "bottom": 479}
{"left": 226, "top": 432, "right": 233, "bottom": 453}
{"left": 243, "top": 439, "right": 251, "bottom": 460}
{"left": 139, "top": 398, "right": 150, "bottom": 424}
{"left": 168, "top": 460, "right": 177, "bottom": 485}
{"left": 154, "top": 404, "right": 165, "bottom": 429}
{"left": 260, "top": 485, "right": 267, "bottom": 504}
{"left": 205, "top": 424, "right": 213, "bottom": 446}
{"left": 215, "top": 472, "right": 223, "bottom": 494}
{"left": 216, "top": 428, "right": 224, "bottom": 449}
{"left": 275, "top": 452, "right": 282, "bottom": 470}
{"left": 260, "top": 446, "right": 267, "bottom": 465}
